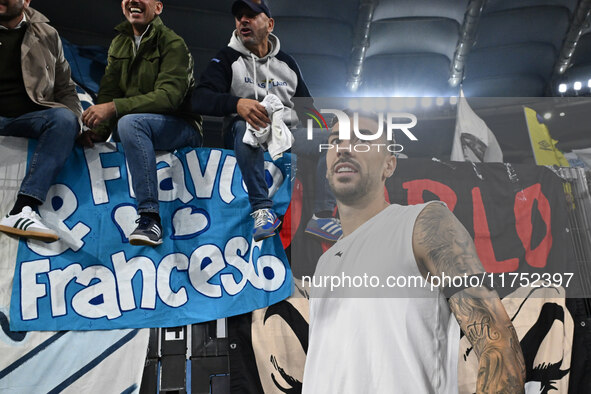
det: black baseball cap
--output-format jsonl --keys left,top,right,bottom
{"left": 232, "top": 0, "right": 272, "bottom": 18}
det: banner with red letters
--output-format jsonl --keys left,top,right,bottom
{"left": 386, "top": 159, "right": 580, "bottom": 298}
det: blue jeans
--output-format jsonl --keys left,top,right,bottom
{"left": 114, "top": 114, "right": 201, "bottom": 214}
{"left": 225, "top": 120, "right": 272, "bottom": 211}
{"left": 225, "top": 120, "right": 336, "bottom": 213}
{"left": 0, "top": 107, "right": 79, "bottom": 202}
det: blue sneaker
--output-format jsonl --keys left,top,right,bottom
{"left": 305, "top": 214, "right": 342, "bottom": 242}
{"left": 129, "top": 215, "right": 163, "bottom": 246}
{"left": 252, "top": 208, "right": 281, "bottom": 241}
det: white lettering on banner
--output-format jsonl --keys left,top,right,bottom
{"left": 186, "top": 149, "right": 222, "bottom": 198}
{"left": 84, "top": 142, "right": 121, "bottom": 205}
{"left": 222, "top": 237, "right": 286, "bottom": 294}
{"left": 28, "top": 184, "right": 91, "bottom": 257}
{"left": 240, "top": 161, "right": 284, "bottom": 199}
{"left": 48, "top": 264, "right": 82, "bottom": 316}
{"left": 264, "top": 161, "right": 284, "bottom": 199}
{"left": 125, "top": 158, "right": 135, "bottom": 199}
{"left": 84, "top": 147, "right": 283, "bottom": 211}
{"left": 189, "top": 244, "right": 226, "bottom": 298}
{"left": 112, "top": 252, "right": 156, "bottom": 311}
{"left": 154, "top": 152, "right": 193, "bottom": 204}
{"left": 20, "top": 237, "right": 287, "bottom": 321}
{"left": 221, "top": 237, "right": 251, "bottom": 295}
{"left": 125, "top": 152, "right": 193, "bottom": 202}
{"left": 220, "top": 155, "right": 237, "bottom": 204}
{"left": 71, "top": 265, "right": 121, "bottom": 319}
{"left": 20, "top": 259, "right": 50, "bottom": 320}
{"left": 252, "top": 255, "right": 286, "bottom": 291}
{"left": 157, "top": 254, "right": 189, "bottom": 307}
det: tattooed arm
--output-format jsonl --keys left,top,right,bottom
{"left": 412, "top": 203, "right": 526, "bottom": 394}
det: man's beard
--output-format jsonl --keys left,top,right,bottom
{"left": 238, "top": 28, "right": 266, "bottom": 50}
{"left": 0, "top": 1, "right": 25, "bottom": 22}
{"left": 239, "top": 34, "right": 257, "bottom": 47}
{"left": 328, "top": 175, "right": 372, "bottom": 206}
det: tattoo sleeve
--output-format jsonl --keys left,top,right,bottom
{"left": 413, "top": 203, "right": 526, "bottom": 393}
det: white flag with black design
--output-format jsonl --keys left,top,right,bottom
{"left": 450, "top": 90, "right": 503, "bottom": 163}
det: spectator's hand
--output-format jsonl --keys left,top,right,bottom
{"left": 237, "top": 98, "right": 270, "bottom": 130}
{"left": 76, "top": 129, "right": 107, "bottom": 148}
{"left": 82, "top": 102, "right": 116, "bottom": 129}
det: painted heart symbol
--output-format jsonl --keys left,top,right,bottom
{"left": 171, "top": 206, "right": 210, "bottom": 240}
{"left": 111, "top": 203, "right": 138, "bottom": 243}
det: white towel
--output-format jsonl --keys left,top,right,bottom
{"left": 243, "top": 94, "right": 294, "bottom": 160}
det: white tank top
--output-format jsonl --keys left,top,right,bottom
{"left": 302, "top": 203, "right": 459, "bottom": 394}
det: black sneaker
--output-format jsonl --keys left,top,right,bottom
{"left": 129, "top": 215, "right": 163, "bottom": 246}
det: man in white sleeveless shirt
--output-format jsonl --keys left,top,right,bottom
{"left": 302, "top": 112, "right": 525, "bottom": 393}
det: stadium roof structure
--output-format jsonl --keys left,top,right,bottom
{"left": 38, "top": 0, "right": 591, "bottom": 161}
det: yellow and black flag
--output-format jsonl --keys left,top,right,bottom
{"left": 523, "top": 106, "right": 570, "bottom": 167}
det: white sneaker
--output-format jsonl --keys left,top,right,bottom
{"left": 0, "top": 206, "right": 59, "bottom": 242}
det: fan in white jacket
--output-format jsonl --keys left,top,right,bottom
{"left": 190, "top": 0, "right": 313, "bottom": 242}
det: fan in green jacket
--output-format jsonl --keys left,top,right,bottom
{"left": 79, "top": 0, "right": 202, "bottom": 247}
